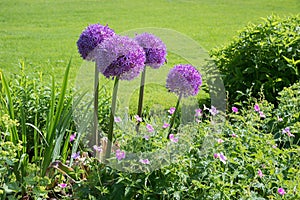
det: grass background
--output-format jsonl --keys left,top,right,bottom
{"left": 0, "top": 0, "right": 299, "bottom": 112}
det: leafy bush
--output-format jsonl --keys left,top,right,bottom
{"left": 210, "top": 15, "right": 300, "bottom": 105}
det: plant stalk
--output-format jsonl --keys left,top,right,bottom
{"left": 136, "top": 67, "right": 146, "bottom": 132}
{"left": 167, "top": 93, "right": 182, "bottom": 138}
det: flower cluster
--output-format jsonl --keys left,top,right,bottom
{"left": 77, "top": 24, "right": 115, "bottom": 61}
{"left": 166, "top": 64, "right": 202, "bottom": 97}
{"left": 96, "top": 35, "right": 146, "bottom": 80}
{"left": 135, "top": 33, "right": 167, "bottom": 69}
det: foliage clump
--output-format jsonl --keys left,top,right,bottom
{"left": 210, "top": 15, "right": 300, "bottom": 105}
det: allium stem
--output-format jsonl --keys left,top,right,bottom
{"left": 136, "top": 66, "right": 146, "bottom": 132}
{"left": 105, "top": 76, "right": 120, "bottom": 160}
{"left": 167, "top": 93, "right": 182, "bottom": 138}
{"left": 93, "top": 63, "right": 99, "bottom": 153}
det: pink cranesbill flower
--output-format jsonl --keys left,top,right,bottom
{"left": 204, "top": 105, "right": 218, "bottom": 116}
{"left": 168, "top": 107, "right": 176, "bottom": 115}
{"left": 70, "top": 133, "right": 76, "bottom": 142}
{"left": 93, "top": 145, "right": 102, "bottom": 152}
{"left": 259, "top": 111, "right": 266, "bottom": 118}
{"left": 277, "top": 116, "right": 283, "bottom": 122}
{"left": 162, "top": 122, "right": 170, "bottom": 129}
{"left": 134, "top": 115, "right": 142, "bottom": 122}
{"left": 282, "top": 127, "right": 295, "bottom": 137}
{"left": 143, "top": 135, "right": 150, "bottom": 140}
{"left": 254, "top": 104, "right": 260, "bottom": 112}
{"left": 58, "top": 183, "right": 67, "bottom": 188}
{"left": 114, "top": 116, "right": 122, "bottom": 123}
{"left": 169, "top": 134, "right": 179, "bottom": 143}
{"left": 231, "top": 133, "right": 237, "bottom": 137}
{"left": 278, "top": 188, "right": 285, "bottom": 195}
{"left": 146, "top": 124, "right": 154, "bottom": 132}
{"left": 232, "top": 106, "right": 238, "bottom": 113}
{"left": 116, "top": 149, "right": 126, "bottom": 161}
{"left": 258, "top": 169, "right": 264, "bottom": 178}
{"left": 195, "top": 108, "right": 202, "bottom": 117}
{"left": 219, "top": 153, "right": 227, "bottom": 164}
{"left": 139, "top": 158, "right": 150, "bottom": 164}
{"left": 213, "top": 153, "right": 219, "bottom": 159}
{"left": 217, "top": 138, "right": 224, "bottom": 143}
{"left": 71, "top": 152, "right": 80, "bottom": 160}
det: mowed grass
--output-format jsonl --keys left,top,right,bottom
{"left": 0, "top": 0, "right": 299, "bottom": 111}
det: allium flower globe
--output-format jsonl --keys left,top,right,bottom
{"left": 166, "top": 64, "right": 202, "bottom": 97}
{"left": 96, "top": 35, "right": 146, "bottom": 80}
{"left": 77, "top": 24, "right": 115, "bottom": 61}
{"left": 135, "top": 33, "right": 167, "bottom": 68}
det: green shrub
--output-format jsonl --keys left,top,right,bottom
{"left": 210, "top": 15, "right": 300, "bottom": 105}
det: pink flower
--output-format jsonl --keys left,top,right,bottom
{"left": 93, "top": 145, "right": 102, "bottom": 152}
{"left": 146, "top": 124, "right": 154, "bottom": 132}
{"left": 195, "top": 108, "right": 203, "bottom": 117}
{"left": 139, "top": 158, "right": 150, "bottom": 164}
{"left": 70, "top": 133, "right": 76, "bottom": 142}
{"left": 169, "top": 134, "right": 178, "bottom": 143}
{"left": 254, "top": 104, "right": 260, "bottom": 112}
{"left": 210, "top": 106, "right": 218, "bottom": 116}
{"left": 71, "top": 152, "right": 80, "bottom": 160}
{"left": 219, "top": 153, "right": 227, "bottom": 164}
{"left": 143, "top": 135, "right": 150, "bottom": 140}
{"left": 58, "top": 183, "right": 67, "bottom": 188}
{"left": 162, "top": 122, "right": 170, "bottom": 129}
{"left": 116, "top": 149, "right": 125, "bottom": 160}
{"left": 213, "top": 153, "right": 219, "bottom": 159}
{"left": 272, "top": 144, "right": 278, "bottom": 148}
{"left": 114, "top": 116, "right": 122, "bottom": 123}
{"left": 232, "top": 107, "right": 238, "bottom": 113}
{"left": 168, "top": 107, "right": 176, "bottom": 115}
{"left": 277, "top": 116, "right": 283, "bottom": 122}
{"left": 278, "top": 188, "right": 285, "bottom": 195}
{"left": 217, "top": 138, "right": 224, "bottom": 143}
{"left": 282, "top": 127, "right": 295, "bottom": 137}
{"left": 231, "top": 133, "right": 237, "bottom": 137}
{"left": 259, "top": 111, "right": 266, "bottom": 118}
{"left": 134, "top": 115, "right": 142, "bottom": 122}
{"left": 258, "top": 169, "right": 263, "bottom": 178}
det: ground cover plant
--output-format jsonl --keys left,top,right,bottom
{"left": 0, "top": 0, "right": 300, "bottom": 199}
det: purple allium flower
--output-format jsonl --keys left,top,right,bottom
{"left": 93, "top": 145, "right": 102, "bottom": 152}
{"left": 168, "top": 107, "right": 176, "bottom": 115}
{"left": 116, "top": 149, "right": 126, "bottom": 160}
{"left": 232, "top": 106, "right": 238, "bottom": 113}
{"left": 162, "top": 122, "right": 170, "bottom": 129}
{"left": 195, "top": 108, "right": 202, "bottom": 117}
{"left": 77, "top": 24, "right": 115, "bottom": 61}
{"left": 166, "top": 64, "right": 202, "bottom": 97}
{"left": 169, "top": 134, "right": 179, "bottom": 143}
{"left": 258, "top": 169, "right": 264, "bottom": 178}
{"left": 254, "top": 104, "right": 260, "bottom": 112}
{"left": 139, "top": 158, "right": 150, "bottom": 164}
{"left": 71, "top": 152, "right": 80, "bottom": 160}
{"left": 96, "top": 35, "right": 146, "bottom": 80}
{"left": 278, "top": 188, "right": 285, "bottom": 195}
{"left": 134, "top": 33, "right": 167, "bottom": 69}
{"left": 70, "top": 133, "right": 76, "bottom": 142}
{"left": 58, "top": 183, "right": 67, "bottom": 188}
{"left": 134, "top": 115, "right": 142, "bottom": 122}
{"left": 114, "top": 116, "right": 122, "bottom": 123}
{"left": 146, "top": 124, "right": 154, "bottom": 132}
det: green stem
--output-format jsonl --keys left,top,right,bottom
{"left": 105, "top": 76, "right": 120, "bottom": 160}
{"left": 136, "top": 67, "right": 146, "bottom": 132}
{"left": 167, "top": 93, "right": 182, "bottom": 138}
{"left": 94, "top": 64, "right": 99, "bottom": 149}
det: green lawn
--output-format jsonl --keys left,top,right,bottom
{"left": 0, "top": 0, "right": 299, "bottom": 78}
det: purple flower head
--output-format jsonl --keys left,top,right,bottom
{"left": 195, "top": 108, "right": 202, "bottom": 117}
{"left": 210, "top": 106, "right": 219, "bottom": 116}
{"left": 134, "top": 115, "right": 142, "bottom": 122}
{"left": 232, "top": 106, "right": 238, "bottom": 113}
{"left": 134, "top": 33, "right": 167, "bottom": 69}
{"left": 213, "top": 153, "right": 219, "bottom": 159}
{"left": 116, "top": 149, "right": 126, "bottom": 160}
{"left": 169, "top": 134, "right": 179, "bottom": 143}
{"left": 254, "top": 104, "right": 260, "bottom": 112}
{"left": 219, "top": 153, "right": 227, "bottom": 164}
{"left": 77, "top": 24, "right": 115, "bottom": 61}
{"left": 96, "top": 35, "right": 146, "bottom": 80}
{"left": 166, "top": 64, "right": 202, "bottom": 97}
{"left": 278, "top": 188, "right": 285, "bottom": 195}
{"left": 258, "top": 169, "right": 263, "bottom": 178}
{"left": 217, "top": 138, "right": 224, "bottom": 144}
{"left": 139, "top": 158, "right": 150, "bottom": 164}
{"left": 58, "top": 183, "right": 67, "bottom": 188}
{"left": 93, "top": 145, "right": 102, "bottom": 152}
{"left": 146, "top": 124, "right": 154, "bottom": 132}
